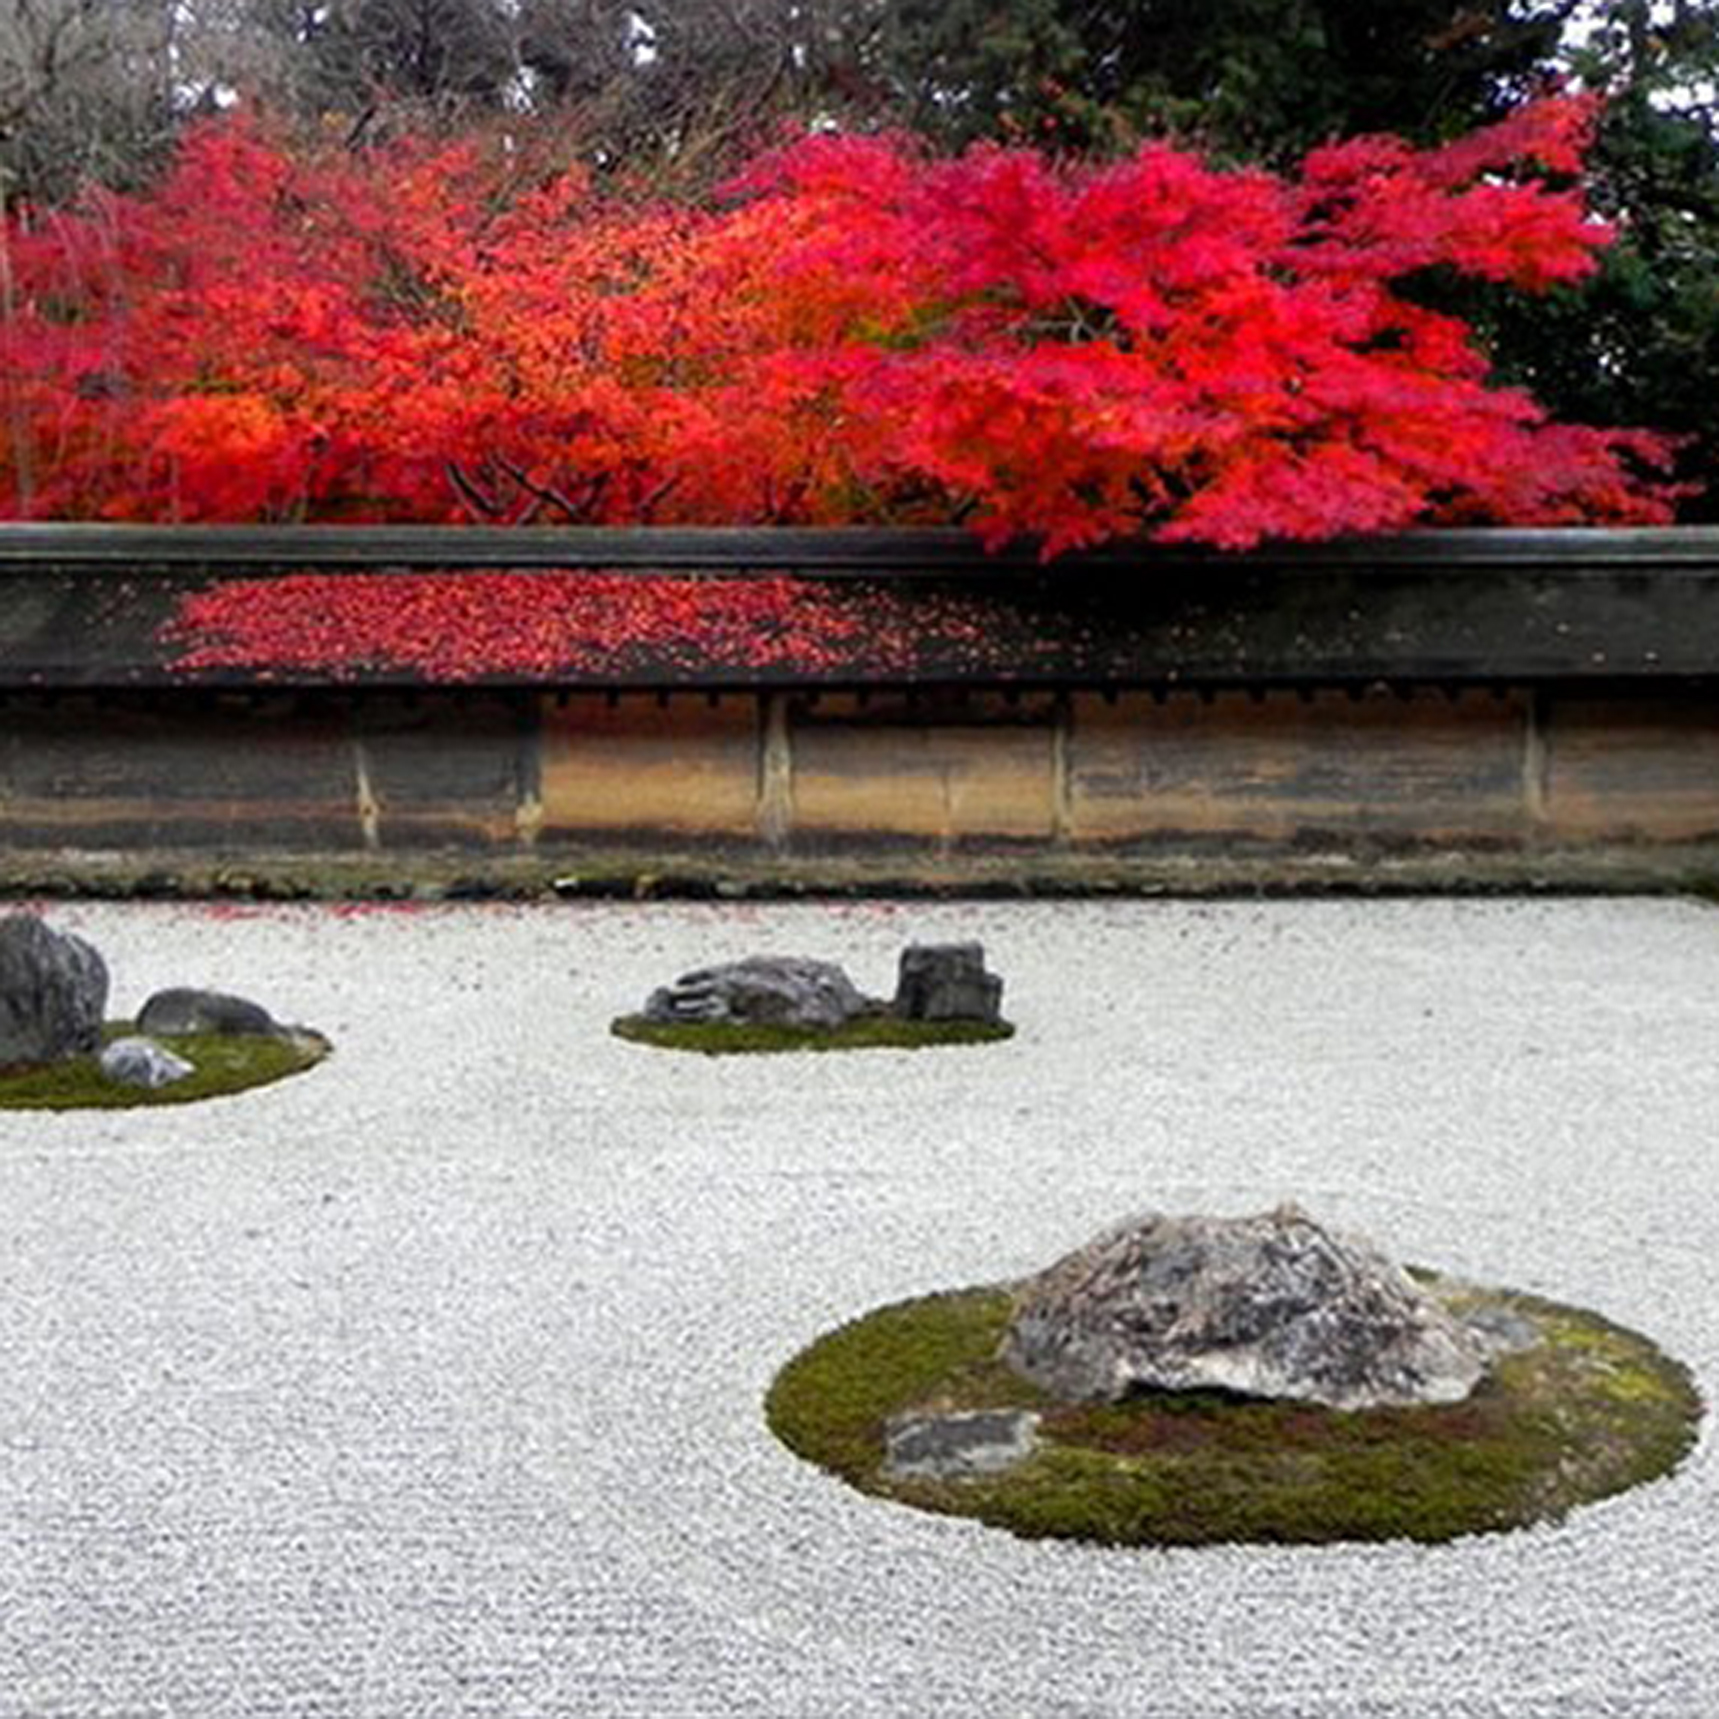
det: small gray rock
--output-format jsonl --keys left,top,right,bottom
{"left": 137, "top": 987, "right": 280, "bottom": 1037}
{"left": 893, "top": 943, "right": 1004, "bottom": 1024}
{"left": 1460, "top": 1302, "right": 1542, "bottom": 1356}
{"left": 99, "top": 1036, "right": 194, "bottom": 1089}
{"left": 883, "top": 1409, "right": 1041, "bottom": 1481}
{"left": 0, "top": 913, "right": 108, "bottom": 1068}
{"left": 1002, "top": 1203, "right": 1489, "bottom": 1411}
{"left": 642, "top": 956, "right": 869, "bottom": 1029}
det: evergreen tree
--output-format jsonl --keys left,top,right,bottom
{"left": 862, "top": 0, "right": 1578, "bottom": 158}
{"left": 1487, "top": 1, "right": 1719, "bottom": 516}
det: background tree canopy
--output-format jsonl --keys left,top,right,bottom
{"left": 2, "top": 0, "right": 1716, "bottom": 518}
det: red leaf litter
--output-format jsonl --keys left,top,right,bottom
{"left": 164, "top": 571, "right": 1010, "bottom": 680}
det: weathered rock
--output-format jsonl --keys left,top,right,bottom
{"left": 0, "top": 914, "right": 108, "bottom": 1069}
{"left": 893, "top": 942, "right": 1004, "bottom": 1024}
{"left": 99, "top": 1036, "right": 194, "bottom": 1089}
{"left": 643, "top": 956, "right": 870, "bottom": 1029}
{"left": 883, "top": 1409, "right": 1041, "bottom": 1481}
{"left": 137, "top": 987, "right": 280, "bottom": 1037}
{"left": 1001, "top": 1203, "right": 1488, "bottom": 1411}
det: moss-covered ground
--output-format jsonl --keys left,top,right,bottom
{"left": 0, "top": 1022, "right": 329, "bottom": 1109}
{"left": 610, "top": 1014, "right": 1014, "bottom": 1054}
{"left": 766, "top": 1280, "right": 1701, "bottom": 1547}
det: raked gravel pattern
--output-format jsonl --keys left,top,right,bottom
{"left": 2, "top": 897, "right": 1718, "bottom": 1718}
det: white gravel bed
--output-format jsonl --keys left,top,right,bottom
{"left": 1, "top": 896, "right": 1717, "bottom": 1717}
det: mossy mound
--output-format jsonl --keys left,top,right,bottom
{"left": 0, "top": 1021, "right": 329, "bottom": 1110}
{"left": 610, "top": 1014, "right": 1015, "bottom": 1055}
{"left": 766, "top": 1278, "right": 1701, "bottom": 1546}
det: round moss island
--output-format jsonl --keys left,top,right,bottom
{"left": 610, "top": 1013, "right": 1015, "bottom": 1055}
{"left": 766, "top": 1277, "right": 1701, "bottom": 1547}
{"left": 0, "top": 1022, "right": 330, "bottom": 1110}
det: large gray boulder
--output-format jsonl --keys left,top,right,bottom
{"left": 893, "top": 943, "right": 1004, "bottom": 1024}
{"left": 0, "top": 913, "right": 108, "bottom": 1069}
{"left": 1001, "top": 1204, "right": 1488, "bottom": 1411}
{"left": 643, "top": 956, "right": 870, "bottom": 1029}
{"left": 137, "top": 987, "right": 280, "bottom": 1037}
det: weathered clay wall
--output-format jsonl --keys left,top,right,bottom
{"left": 2, "top": 683, "right": 1716, "bottom": 894}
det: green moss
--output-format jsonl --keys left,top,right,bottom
{"left": 766, "top": 1280, "right": 1702, "bottom": 1548}
{"left": 0, "top": 1021, "right": 329, "bottom": 1109}
{"left": 610, "top": 1014, "right": 1015, "bottom": 1055}
{"left": 766, "top": 1290, "right": 1021, "bottom": 1477}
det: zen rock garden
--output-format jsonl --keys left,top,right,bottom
{"left": 0, "top": 912, "right": 328, "bottom": 1108}
{"left": 612, "top": 942, "right": 1014, "bottom": 1053}
{"left": 767, "top": 1202, "right": 1700, "bottom": 1546}
{"left": 9, "top": 902, "right": 1702, "bottom": 1554}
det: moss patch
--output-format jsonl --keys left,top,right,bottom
{"left": 610, "top": 1013, "right": 1015, "bottom": 1055}
{"left": 0, "top": 1021, "right": 329, "bottom": 1109}
{"left": 766, "top": 1279, "right": 1701, "bottom": 1547}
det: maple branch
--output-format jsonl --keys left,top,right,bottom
{"left": 445, "top": 460, "right": 502, "bottom": 519}
{"left": 497, "top": 455, "right": 611, "bottom": 523}
{"left": 636, "top": 476, "right": 680, "bottom": 521}
{"left": 762, "top": 477, "right": 810, "bottom": 522}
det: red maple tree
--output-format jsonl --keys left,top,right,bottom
{"left": 0, "top": 96, "right": 1683, "bottom": 559}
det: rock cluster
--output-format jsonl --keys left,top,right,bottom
{"left": 1001, "top": 1203, "right": 1490, "bottom": 1411}
{"left": 639, "top": 942, "right": 1006, "bottom": 1032}
{"left": 0, "top": 912, "right": 298, "bottom": 1093}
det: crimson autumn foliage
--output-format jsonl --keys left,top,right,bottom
{"left": 0, "top": 98, "right": 1683, "bottom": 554}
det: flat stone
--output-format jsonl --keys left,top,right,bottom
{"left": 642, "top": 956, "right": 870, "bottom": 1029}
{"left": 1459, "top": 1302, "right": 1542, "bottom": 1356}
{"left": 99, "top": 1036, "right": 194, "bottom": 1089}
{"left": 883, "top": 1410, "right": 1041, "bottom": 1481}
{"left": 0, "top": 914, "right": 108, "bottom": 1069}
{"left": 1001, "top": 1203, "right": 1489, "bottom": 1411}
{"left": 137, "top": 987, "right": 281, "bottom": 1037}
{"left": 893, "top": 943, "right": 1004, "bottom": 1024}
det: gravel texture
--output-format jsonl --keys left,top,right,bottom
{"left": 1, "top": 896, "right": 1716, "bottom": 1718}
